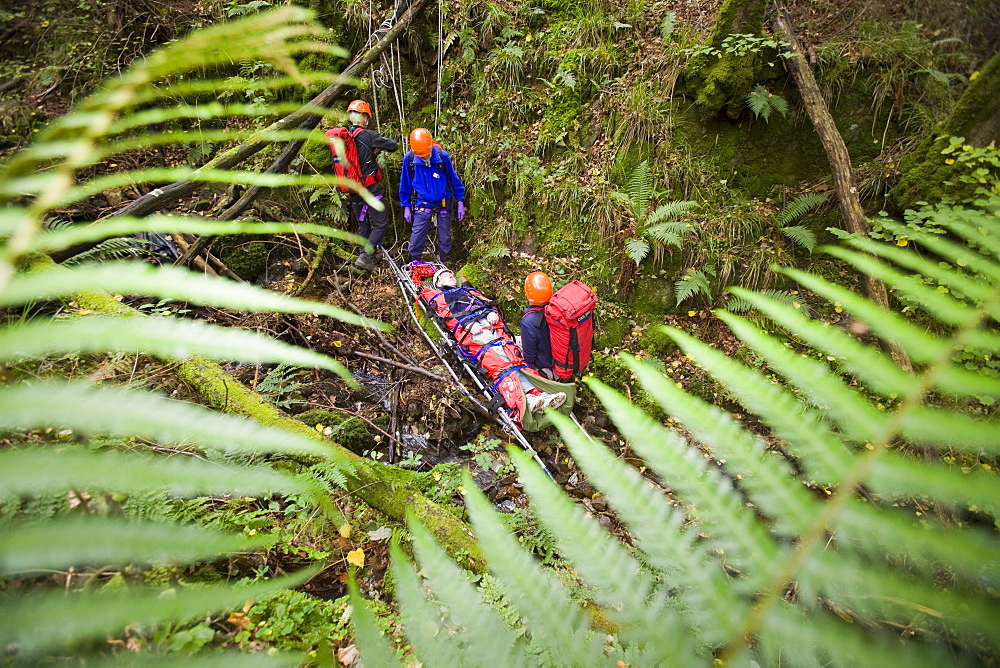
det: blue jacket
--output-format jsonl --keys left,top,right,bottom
{"left": 398, "top": 146, "right": 466, "bottom": 208}
{"left": 520, "top": 305, "right": 553, "bottom": 370}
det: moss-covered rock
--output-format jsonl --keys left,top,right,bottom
{"left": 295, "top": 409, "right": 372, "bottom": 455}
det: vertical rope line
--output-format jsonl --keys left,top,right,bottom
{"left": 434, "top": 0, "right": 443, "bottom": 137}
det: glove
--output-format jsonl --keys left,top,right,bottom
{"left": 456, "top": 200, "right": 466, "bottom": 221}
{"left": 403, "top": 206, "right": 412, "bottom": 224}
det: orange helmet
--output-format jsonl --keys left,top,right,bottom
{"left": 524, "top": 271, "right": 553, "bottom": 306}
{"left": 409, "top": 127, "right": 434, "bottom": 159}
{"left": 347, "top": 99, "right": 371, "bottom": 116}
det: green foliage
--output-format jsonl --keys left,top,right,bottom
{"left": 355, "top": 197, "right": 1000, "bottom": 665}
{"left": 939, "top": 135, "right": 1000, "bottom": 201}
{"left": 674, "top": 268, "right": 712, "bottom": 306}
{"left": 615, "top": 160, "right": 698, "bottom": 265}
{"left": 745, "top": 84, "right": 788, "bottom": 122}
{"left": 0, "top": 8, "right": 372, "bottom": 662}
{"left": 257, "top": 363, "right": 309, "bottom": 409}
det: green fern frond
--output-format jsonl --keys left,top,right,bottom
{"left": 0, "top": 448, "right": 309, "bottom": 498}
{"left": 461, "top": 472, "right": 606, "bottom": 664}
{"left": 407, "top": 518, "right": 530, "bottom": 664}
{"left": 1, "top": 569, "right": 313, "bottom": 656}
{"left": 674, "top": 269, "right": 711, "bottom": 306}
{"left": 780, "top": 224, "right": 817, "bottom": 252}
{"left": 1, "top": 262, "right": 385, "bottom": 329}
{"left": 389, "top": 540, "right": 469, "bottom": 666}
{"left": 0, "top": 381, "right": 331, "bottom": 458}
{"left": 622, "top": 354, "right": 821, "bottom": 536}
{"left": 546, "top": 410, "right": 743, "bottom": 646}
{"left": 587, "top": 378, "right": 784, "bottom": 582}
{"left": 0, "top": 315, "right": 347, "bottom": 376}
{"left": 0, "top": 518, "right": 266, "bottom": 572}
{"left": 646, "top": 199, "right": 698, "bottom": 225}
{"left": 625, "top": 237, "right": 650, "bottom": 264}
{"left": 660, "top": 12, "right": 676, "bottom": 40}
{"left": 511, "top": 446, "right": 700, "bottom": 664}
{"left": 30, "top": 217, "right": 363, "bottom": 256}
{"left": 776, "top": 192, "right": 829, "bottom": 225}
{"left": 626, "top": 160, "right": 654, "bottom": 221}
{"left": 644, "top": 221, "right": 687, "bottom": 247}
{"left": 62, "top": 237, "right": 147, "bottom": 265}
{"left": 348, "top": 578, "right": 400, "bottom": 666}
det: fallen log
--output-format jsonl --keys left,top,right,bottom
{"left": 770, "top": 5, "right": 909, "bottom": 370}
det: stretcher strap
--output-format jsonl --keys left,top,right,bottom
{"left": 471, "top": 338, "right": 513, "bottom": 363}
{"left": 491, "top": 364, "right": 529, "bottom": 392}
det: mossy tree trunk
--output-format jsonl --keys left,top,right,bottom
{"left": 890, "top": 50, "right": 1000, "bottom": 209}
{"left": 684, "top": 0, "right": 770, "bottom": 116}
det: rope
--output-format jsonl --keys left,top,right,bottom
{"left": 434, "top": 0, "right": 443, "bottom": 136}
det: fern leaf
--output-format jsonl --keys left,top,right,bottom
{"left": 847, "top": 232, "right": 993, "bottom": 304}
{"left": 0, "top": 448, "right": 310, "bottom": 497}
{"left": 63, "top": 237, "right": 147, "bottom": 265}
{"left": 547, "top": 411, "right": 743, "bottom": 645}
{"left": 746, "top": 85, "right": 771, "bottom": 121}
{"left": 407, "top": 517, "right": 530, "bottom": 665}
{"left": 0, "top": 316, "right": 348, "bottom": 378}
{"left": 776, "top": 192, "right": 828, "bottom": 226}
{"left": 586, "top": 378, "right": 785, "bottom": 582}
{"left": 718, "top": 310, "right": 887, "bottom": 443}
{"left": 462, "top": 471, "right": 605, "bottom": 664}
{"left": 656, "top": 324, "right": 854, "bottom": 483}
{"left": 625, "top": 237, "right": 650, "bottom": 264}
{"left": 825, "top": 246, "right": 989, "bottom": 326}
{"left": 510, "top": 447, "right": 698, "bottom": 664}
{"left": 1, "top": 569, "right": 313, "bottom": 656}
{"left": 646, "top": 200, "right": 698, "bottom": 224}
{"left": 780, "top": 266, "right": 950, "bottom": 365}
{"left": 780, "top": 224, "right": 817, "bottom": 252}
{"left": 626, "top": 160, "right": 653, "bottom": 221}
{"left": 1, "top": 262, "right": 385, "bottom": 330}
{"left": 674, "top": 269, "right": 710, "bottom": 306}
{"left": 623, "top": 354, "right": 821, "bottom": 536}
{"left": 31, "top": 217, "right": 363, "bottom": 255}
{"left": 660, "top": 11, "right": 676, "bottom": 40}
{"left": 0, "top": 381, "right": 330, "bottom": 458}
{"left": 726, "top": 287, "right": 916, "bottom": 397}
{"left": 348, "top": 578, "right": 400, "bottom": 667}
{"left": 644, "top": 222, "right": 685, "bottom": 246}
{"left": 0, "top": 518, "right": 265, "bottom": 572}
{"left": 389, "top": 541, "right": 469, "bottom": 667}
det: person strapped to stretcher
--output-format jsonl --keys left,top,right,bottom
{"left": 416, "top": 267, "right": 570, "bottom": 428}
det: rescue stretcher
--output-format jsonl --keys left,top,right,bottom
{"left": 383, "top": 249, "right": 579, "bottom": 479}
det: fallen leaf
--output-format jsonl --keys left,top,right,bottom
{"left": 337, "top": 643, "right": 360, "bottom": 665}
{"left": 339, "top": 523, "right": 352, "bottom": 539}
{"left": 347, "top": 548, "right": 365, "bottom": 568}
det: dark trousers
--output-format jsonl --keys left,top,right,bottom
{"left": 408, "top": 205, "right": 452, "bottom": 261}
{"left": 349, "top": 182, "right": 387, "bottom": 251}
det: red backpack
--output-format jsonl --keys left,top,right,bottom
{"left": 326, "top": 126, "right": 382, "bottom": 193}
{"left": 545, "top": 281, "right": 597, "bottom": 380}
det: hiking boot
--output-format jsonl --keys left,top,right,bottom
{"left": 354, "top": 252, "right": 376, "bottom": 272}
{"left": 545, "top": 391, "right": 567, "bottom": 410}
{"left": 526, "top": 390, "right": 567, "bottom": 414}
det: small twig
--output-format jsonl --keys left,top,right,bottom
{"left": 292, "top": 236, "right": 329, "bottom": 297}
{"left": 345, "top": 348, "right": 448, "bottom": 382}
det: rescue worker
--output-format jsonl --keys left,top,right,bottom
{"left": 344, "top": 99, "right": 398, "bottom": 272}
{"left": 398, "top": 128, "right": 466, "bottom": 263}
{"left": 432, "top": 269, "right": 565, "bottom": 415}
{"left": 520, "top": 271, "right": 556, "bottom": 379}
